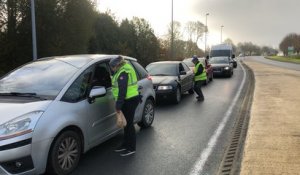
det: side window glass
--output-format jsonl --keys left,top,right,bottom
{"left": 92, "top": 62, "right": 112, "bottom": 89}
{"left": 61, "top": 67, "right": 93, "bottom": 103}
{"left": 182, "top": 63, "right": 190, "bottom": 71}
{"left": 130, "top": 60, "right": 148, "bottom": 80}
{"left": 179, "top": 63, "right": 185, "bottom": 72}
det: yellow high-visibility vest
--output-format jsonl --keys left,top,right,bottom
{"left": 112, "top": 63, "right": 139, "bottom": 100}
{"left": 194, "top": 62, "right": 207, "bottom": 81}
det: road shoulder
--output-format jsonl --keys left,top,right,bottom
{"left": 240, "top": 59, "right": 300, "bottom": 174}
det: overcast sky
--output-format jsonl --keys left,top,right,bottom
{"left": 97, "top": 0, "right": 299, "bottom": 49}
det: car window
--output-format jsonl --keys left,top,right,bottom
{"left": 182, "top": 62, "right": 190, "bottom": 71}
{"left": 0, "top": 58, "right": 77, "bottom": 98}
{"left": 129, "top": 60, "right": 148, "bottom": 80}
{"left": 91, "top": 62, "right": 112, "bottom": 89}
{"left": 179, "top": 63, "right": 185, "bottom": 72}
{"left": 146, "top": 63, "right": 178, "bottom": 76}
{"left": 183, "top": 59, "right": 194, "bottom": 67}
{"left": 210, "top": 57, "right": 229, "bottom": 64}
{"left": 61, "top": 67, "right": 93, "bottom": 103}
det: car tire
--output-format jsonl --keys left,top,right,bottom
{"left": 173, "top": 87, "right": 181, "bottom": 104}
{"left": 47, "top": 130, "right": 82, "bottom": 175}
{"left": 209, "top": 73, "right": 213, "bottom": 81}
{"left": 138, "top": 99, "right": 155, "bottom": 128}
{"left": 188, "top": 88, "right": 194, "bottom": 94}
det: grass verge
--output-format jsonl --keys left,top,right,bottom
{"left": 265, "top": 56, "right": 300, "bottom": 64}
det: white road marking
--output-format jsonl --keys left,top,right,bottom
{"left": 189, "top": 61, "right": 247, "bottom": 175}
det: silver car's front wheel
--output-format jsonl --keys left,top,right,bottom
{"left": 47, "top": 130, "right": 82, "bottom": 175}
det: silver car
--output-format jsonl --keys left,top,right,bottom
{"left": 0, "top": 55, "right": 155, "bottom": 175}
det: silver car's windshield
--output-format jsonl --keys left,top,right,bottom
{"left": 0, "top": 58, "right": 78, "bottom": 98}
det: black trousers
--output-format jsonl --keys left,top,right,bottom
{"left": 121, "top": 96, "right": 139, "bottom": 151}
{"left": 194, "top": 80, "right": 205, "bottom": 99}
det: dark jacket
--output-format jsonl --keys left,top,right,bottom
{"left": 194, "top": 62, "right": 204, "bottom": 76}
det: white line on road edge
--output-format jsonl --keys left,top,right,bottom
{"left": 189, "top": 62, "right": 247, "bottom": 175}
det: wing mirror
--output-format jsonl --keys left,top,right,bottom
{"left": 88, "top": 86, "right": 106, "bottom": 103}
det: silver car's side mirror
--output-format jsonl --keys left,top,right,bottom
{"left": 88, "top": 86, "right": 106, "bottom": 103}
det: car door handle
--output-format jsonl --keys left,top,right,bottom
{"left": 138, "top": 86, "right": 143, "bottom": 90}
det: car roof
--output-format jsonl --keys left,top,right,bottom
{"left": 36, "top": 54, "right": 137, "bottom": 68}
{"left": 150, "top": 61, "right": 182, "bottom": 64}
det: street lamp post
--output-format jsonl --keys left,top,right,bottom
{"left": 204, "top": 13, "right": 209, "bottom": 55}
{"left": 30, "top": 0, "right": 37, "bottom": 60}
{"left": 220, "top": 25, "right": 224, "bottom": 44}
{"left": 171, "top": 0, "right": 174, "bottom": 59}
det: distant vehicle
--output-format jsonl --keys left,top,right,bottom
{"left": 210, "top": 56, "right": 234, "bottom": 77}
{"left": 146, "top": 61, "right": 194, "bottom": 104}
{"left": 210, "top": 44, "right": 237, "bottom": 69}
{"left": 183, "top": 57, "right": 213, "bottom": 84}
{"left": 238, "top": 53, "right": 244, "bottom": 57}
{"left": 210, "top": 43, "right": 233, "bottom": 58}
{"left": 0, "top": 55, "right": 155, "bottom": 175}
{"left": 230, "top": 55, "right": 237, "bottom": 68}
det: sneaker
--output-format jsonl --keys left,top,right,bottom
{"left": 196, "top": 96, "right": 204, "bottom": 101}
{"left": 114, "top": 146, "right": 126, "bottom": 152}
{"left": 120, "top": 150, "right": 136, "bottom": 156}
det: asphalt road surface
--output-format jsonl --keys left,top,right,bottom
{"left": 241, "top": 56, "right": 300, "bottom": 71}
{"left": 71, "top": 62, "right": 246, "bottom": 175}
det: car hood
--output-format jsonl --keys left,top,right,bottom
{"left": 211, "top": 63, "right": 230, "bottom": 68}
{"left": 0, "top": 100, "right": 53, "bottom": 125}
{"left": 151, "top": 76, "right": 177, "bottom": 85}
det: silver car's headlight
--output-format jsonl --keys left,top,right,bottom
{"left": 224, "top": 67, "right": 230, "bottom": 70}
{"left": 0, "top": 111, "right": 43, "bottom": 140}
{"left": 157, "top": 85, "right": 173, "bottom": 90}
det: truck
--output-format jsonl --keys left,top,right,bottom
{"left": 210, "top": 43, "right": 237, "bottom": 68}
{"left": 210, "top": 43, "right": 233, "bottom": 58}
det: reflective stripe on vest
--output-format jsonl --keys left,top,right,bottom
{"left": 194, "top": 62, "right": 207, "bottom": 81}
{"left": 112, "top": 63, "right": 139, "bottom": 100}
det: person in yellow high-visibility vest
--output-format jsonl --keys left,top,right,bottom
{"left": 191, "top": 55, "right": 207, "bottom": 101}
{"left": 109, "top": 56, "right": 139, "bottom": 156}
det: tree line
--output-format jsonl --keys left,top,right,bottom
{"left": 279, "top": 33, "right": 300, "bottom": 56}
{"left": 0, "top": 0, "right": 207, "bottom": 76}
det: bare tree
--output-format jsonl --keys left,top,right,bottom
{"left": 279, "top": 33, "right": 300, "bottom": 56}
{"left": 184, "top": 21, "right": 205, "bottom": 43}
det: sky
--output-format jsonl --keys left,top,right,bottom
{"left": 97, "top": 0, "right": 300, "bottom": 50}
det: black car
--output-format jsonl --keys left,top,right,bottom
{"left": 210, "top": 56, "right": 234, "bottom": 77}
{"left": 146, "top": 61, "right": 194, "bottom": 104}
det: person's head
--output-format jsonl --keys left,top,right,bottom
{"left": 191, "top": 55, "right": 199, "bottom": 65}
{"left": 109, "top": 56, "right": 125, "bottom": 72}
{"left": 206, "top": 55, "right": 209, "bottom": 60}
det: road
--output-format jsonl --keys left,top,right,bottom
{"left": 240, "top": 56, "right": 300, "bottom": 71}
{"left": 71, "top": 63, "right": 246, "bottom": 175}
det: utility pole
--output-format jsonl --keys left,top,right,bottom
{"left": 31, "top": 0, "right": 37, "bottom": 60}
{"left": 171, "top": 0, "right": 174, "bottom": 59}
{"left": 221, "top": 25, "right": 224, "bottom": 44}
{"left": 204, "top": 13, "right": 209, "bottom": 55}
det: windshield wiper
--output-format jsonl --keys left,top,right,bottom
{"left": 0, "top": 92, "right": 48, "bottom": 100}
